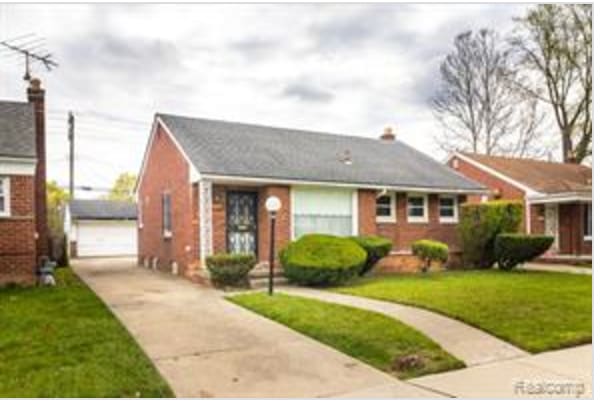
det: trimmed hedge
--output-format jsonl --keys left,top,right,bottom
{"left": 495, "top": 233, "right": 554, "bottom": 270}
{"left": 459, "top": 200, "right": 523, "bottom": 268}
{"left": 348, "top": 235, "right": 393, "bottom": 276}
{"left": 280, "top": 234, "right": 367, "bottom": 286}
{"left": 411, "top": 239, "right": 449, "bottom": 272}
{"left": 205, "top": 253, "right": 256, "bottom": 287}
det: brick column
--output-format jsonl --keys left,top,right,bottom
{"left": 358, "top": 189, "right": 377, "bottom": 235}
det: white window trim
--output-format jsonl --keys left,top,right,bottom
{"left": 407, "top": 193, "right": 428, "bottom": 224}
{"left": 439, "top": 194, "right": 459, "bottom": 224}
{"left": 584, "top": 203, "right": 592, "bottom": 241}
{"left": 376, "top": 192, "right": 396, "bottom": 223}
{"left": 0, "top": 177, "right": 10, "bottom": 217}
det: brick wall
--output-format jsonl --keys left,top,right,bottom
{"left": 358, "top": 189, "right": 464, "bottom": 252}
{"left": 449, "top": 155, "right": 529, "bottom": 230}
{"left": 0, "top": 175, "right": 36, "bottom": 285}
{"left": 138, "top": 123, "right": 197, "bottom": 277}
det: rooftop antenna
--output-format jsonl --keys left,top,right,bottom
{"left": 0, "top": 33, "right": 58, "bottom": 80}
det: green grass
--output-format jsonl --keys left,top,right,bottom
{"left": 334, "top": 270, "right": 591, "bottom": 353}
{"left": 228, "top": 292, "right": 464, "bottom": 379}
{"left": 0, "top": 268, "right": 173, "bottom": 398}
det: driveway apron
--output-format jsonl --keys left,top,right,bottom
{"left": 73, "top": 258, "right": 440, "bottom": 398}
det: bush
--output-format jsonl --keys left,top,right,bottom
{"left": 348, "top": 235, "right": 393, "bottom": 276}
{"left": 459, "top": 200, "right": 523, "bottom": 268}
{"left": 280, "top": 234, "right": 367, "bottom": 286}
{"left": 411, "top": 239, "right": 449, "bottom": 272}
{"left": 495, "top": 233, "right": 554, "bottom": 270}
{"left": 205, "top": 253, "right": 256, "bottom": 287}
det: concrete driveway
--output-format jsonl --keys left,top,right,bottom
{"left": 73, "top": 258, "right": 440, "bottom": 398}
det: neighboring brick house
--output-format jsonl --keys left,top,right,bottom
{"left": 449, "top": 152, "right": 592, "bottom": 260}
{"left": 136, "top": 114, "right": 484, "bottom": 278}
{"left": 0, "top": 79, "right": 48, "bottom": 285}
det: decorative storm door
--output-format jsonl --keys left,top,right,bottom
{"left": 226, "top": 191, "right": 258, "bottom": 255}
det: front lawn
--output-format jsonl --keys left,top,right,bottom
{"left": 0, "top": 268, "right": 173, "bottom": 398}
{"left": 228, "top": 292, "right": 464, "bottom": 379}
{"left": 334, "top": 270, "right": 591, "bottom": 353}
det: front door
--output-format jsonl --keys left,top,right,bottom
{"left": 226, "top": 191, "right": 258, "bottom": 255}
{"left": 544, "top": 204, "right": 559, "bottom": 251}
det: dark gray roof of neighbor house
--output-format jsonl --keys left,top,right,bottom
{"left": 0, "top": 100, "right": 36, "bottom": 159}
{"left": 69, "top": 199, "right": 137, "bottom": 220}
{"left": 157, "top": 113, "right": 484, "bottom": 191}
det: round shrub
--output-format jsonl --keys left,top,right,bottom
{"left": 348, "top": 235, "right": 393, "bottom": 276}
{"left": 411, "top": 239, "right": 449, "bottom": 272}
{"left": 279, "top": 234, "right": 367, "bottom": 286}
{"left": 205, "top": 253, "right": 256, "bottom": 287}
{"left": 494, "top": 233, "right": 554, "bottom": 270}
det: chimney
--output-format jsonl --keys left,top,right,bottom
{"left": 380, "top": 126, "right": 396, "bottom": 141}
{"left": 27, "top": 77, "right": 48, "bottom": 260}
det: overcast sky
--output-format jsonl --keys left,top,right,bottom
{"left": 0, "top": 3, "right": 534, "bottom": 197}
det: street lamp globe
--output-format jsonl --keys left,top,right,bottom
{"left": 265, "top": 196, "right": 281, "bottom": 213}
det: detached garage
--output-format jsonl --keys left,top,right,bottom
{"left": 65, "top": 199, "right": 137, "bottom": 258}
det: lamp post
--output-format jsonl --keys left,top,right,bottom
{"left": 265, "top": 196, "right": 281, "bottom": 295}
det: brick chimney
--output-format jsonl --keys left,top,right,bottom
{"left": 380, "top": 126, "right": 396, "bottom": 141}
{"left": 27, "top": 78, "right": 48, "bottom": 260}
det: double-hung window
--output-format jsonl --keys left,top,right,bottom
{"left": 376, "top": 192, "right": 396, "bottom": 223}
{"left": 407, "top": 193, "right": 428, "bottom": 223}
{"left": 439, "top": 195, "right": 458, "bottom": 223}
{"left": 292, "top": 187, "right": 354, "bottom": 238}
{"left": 0, "top": 177, "right": 9, "bottom": 217}
{"left": 584, "top": 202, "right": 592, "bottom": 241}
{"left": 162, "top": 192, "right": 172, "bottom": 238}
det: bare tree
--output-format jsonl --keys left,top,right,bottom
{"left": 511, "top": 4, "right": 592, "bottom": 163}
{"left": 432, "top": 29, "right": 547, "bottom": 158}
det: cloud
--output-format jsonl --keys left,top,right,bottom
{"left": 281, "top": 82, "right": 334, "bottom": 103}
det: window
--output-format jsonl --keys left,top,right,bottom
{"left": 584, "top": 202, "right": 592, "bottom": 240}
{"left": 439, "top": 195, "right": 458, "bottom": 223}
{"left": 293, "top": 187, "right": 355, "bottom": 238}
{"left": 0, "top": 177, "right": 9, "bottom": 217}
{"left": 162, "top": 192, "right": 172, "bottom": 237}
{"left": 376, "top": 192, "right": 396, "bottom": 223}
{"left": 407, "top": 194, "right": 428, "bottom": 223}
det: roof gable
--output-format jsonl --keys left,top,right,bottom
{"left": 458, "top": 152, "right": 591, "bottom": 194}
{"left": 156, "top": 113, "right": 484, "bottom": 192}
{"left": 0, "top": 101, "right": 36, "bottom": 159}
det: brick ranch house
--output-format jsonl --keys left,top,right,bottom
{"left": 449, "top": 152, "right": 592, "bottom": 260}
{"left": 0, "top": 79, "right": 48, "bottom": 285}
{"left": 136, "top": 114, "right": 485, "bottom": 277}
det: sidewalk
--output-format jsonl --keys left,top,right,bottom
{"left": 410, "top": 345, "right": 592, "bottom": 399}
{"left": 280, "top": 286, "right": 528, "bottom": 366}
{"left": 522, "top": 262, "right": 592, "bottom": 275}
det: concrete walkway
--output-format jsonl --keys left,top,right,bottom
{"left": 522, "top": 262, "right": 592, "bottom": 275}
{"left": 280, "top": 286, "right": 528, "bottom": 367}
{"left": 73, "top": 258, "right": 439, "bottom": 398}
{"left": 411, "top": 344, "right": 592, "bottom": 398}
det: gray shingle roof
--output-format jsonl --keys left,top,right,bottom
{"left": 69, "top": 199, "right": 137, "bottom": 220}
{"left": 157, "top": 113, "right": 484, "bottom": 191}
{"left": 0, "top": 101, "right": 36, "bottom": 159}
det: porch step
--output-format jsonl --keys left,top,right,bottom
{"left": 249, "top": 275, "right": 288, "bottom": 289}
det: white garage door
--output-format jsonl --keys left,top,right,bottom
{"left": 77, "top": 220, "right": 137, "bottom": 257}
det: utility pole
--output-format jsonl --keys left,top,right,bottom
{"left": 68, "top": 111, "right": 75, "bottom": 199}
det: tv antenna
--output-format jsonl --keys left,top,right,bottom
{"left": 0, "top": 33, "right": 58, "bottom": 80}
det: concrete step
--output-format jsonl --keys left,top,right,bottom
{"left": 249, "top": 276, "right": 288, "bottom": 289}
